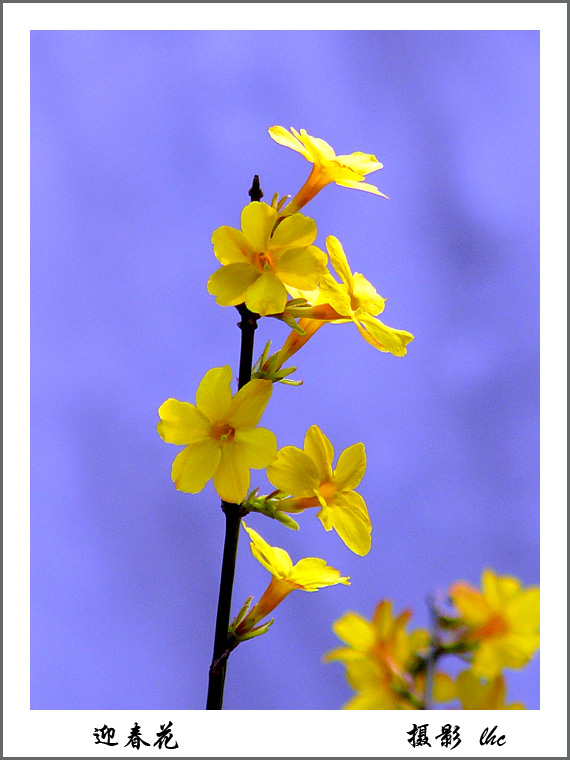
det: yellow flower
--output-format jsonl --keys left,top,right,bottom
{"left": 275, "top": 236, "right": 414, "bottom": 366}
{"left": 207, "top": 201, "right": 327, "bottom": 316}
{"left": 234, "top": 523, "right": 349, "bottom": 636}
{"left": 325, "top": 600, "right": 429, "bottom": 671}
{"left": 340, "top": 660, "right": 452, "bottom": 710}
{"left": 450, "top": 670, "right": 525, "bottom": 710}
{"left": 157, "top": 366, "right": 276, "bottom": 504}
{"left": 449, "top": 569, "right": 540, "bottom": 678}
{"left": 267, "top": 425, "right": 371, "bottom": 556}
{"left": 342, "top": 659, "right": 416, "bottom": 709}
{"left": 268, "top": 126, "right": 387, "bottom": 214}
{"left": 324, "top": 600, "right": 432, "bottom": 709}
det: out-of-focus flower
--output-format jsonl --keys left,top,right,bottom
{"left": 449, "top": 569, "right": 540, "bottom": 679}
{"left": 340, "top": 660, "right": 453, "bottom": 710}
{"left": 233, "top": 523, "right": 350, "bottom": 637}
{"left": 324, "top": 600, "right": 433, "bottom": 709}
{"left": 267, "top": 424, "right": 371, "bottom": 556}
{"left": 207, "top": 202, "right": 326, "bottom": 316}
{"left": 325, "top": 600, "right": 429, "bottom": 666}
{"left": 448, "top": 670, "right": 525, "bottom": 710}
{"left": 157, "top": 366, "right": 276, "bottom": 504}
{"left": 268, "top": 126, "right": 387, "bottom": 213}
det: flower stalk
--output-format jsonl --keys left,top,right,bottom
{"left": 205, "top": 177, "right": 263, "bottom": 710}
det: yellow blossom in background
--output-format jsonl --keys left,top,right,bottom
{"left": 324, "top": 600, "right": 434, "bottom": 709}
{"left": 234, "top": 523, "right": 350, "bottom": 636}
{"left": 449, "top": 569, "right": 540, "bottom": 679}
{"left": 269, "top": 126, "right": 387, "bottom": 214}
{"left": 267, "top": 424, "right": 372, "bottom": 556}
{"left": 207, "top": 201, "right": 327, "bottom": 316}
{"left": 450, "top": 670, "right": 525, "bottom": 710}
{"left": 157, "top": 366, "right": 276, "bottom": 504}
{"left": 340, "top": 659, "right": 453, "bottom": 710}
{"left": 325, "top": 600, "right": 429, "bottom": 667}
{"left": 342, "top": 659, "right": 416, "bottom": 709}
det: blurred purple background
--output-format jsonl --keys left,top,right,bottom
{"left": 31, "top": 30, "right": 539, "bottom": 710}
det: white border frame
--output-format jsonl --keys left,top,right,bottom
{"left": 4, "top": 4, "right": 566, "bottom": 757}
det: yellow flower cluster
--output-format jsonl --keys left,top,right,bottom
{"left": 157, "top": 126, "right": 536, "bottom": 712}
{"left": 207, "top": 127, "right": 413, "bottom": 367}
{"left": 325, "top": 569, "right": 539, "bottom": 709}
{"left": 324, "top": 601, "right": 430, "bottom": 709}
{"left": 158, "top": 127, "right": 415, "bottom": 666}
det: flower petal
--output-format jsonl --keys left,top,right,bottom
{"left": 243, "top": 522, "right": 293, "bottom": 578}
{"left": 289, "top": 557, "right": 350, "bottom": 590}
{"left": 233, "top": 427, "right": 277, "bottom": 469}
{"left": 207, "top": 263, "right": 260, "bottom": 306}
{"left": 332, "top": 611, "right": 375, "bottom": 651}
{"left": 334, "top": 442, "right": 366, "bottom": 492}
{"left": 227, "top": 378, "right": 272, "bottom": 429}
{"left": 211, "top": 225, "right": 255, "bottom": 265}
{"left": 213, "top": 441, "right": 250, "bottom": 503}
{"left": 304, "top": 425, "right": 334, "bottom": 482}
{"left": 448, "top": 581, "right": 489, "bottom": 628}
{"left": 276, "top": 247, "right": 325, "bottom": 290}
{"left": 325, "top": 236, "right": 353, "bottom": 289}
{"left": 157, "top": 399, "right": 211, "bottom": 445}
{"left": 487, "top": 632, "right": 540, "bottom": 670}
{"left": 331, "top": 490, "right": 372, "bottom": 556}
{"left": 471, "top": 642, "right": 508, "bottom": 680}
{"left": 267, "top": 445, "right": 320, "bottom": 497}
{"left": 268, "top": 126, "right": 312, "bottom": 161}
{"left": 171, "top": 439, "right": 221, "bottom": 493}
{"left": 354, "top": 313, "right": 414, "bottom": 356}
{"left": 351, "top": 273, "right": 385, "bottom": 315}
{"left": 372, "top": 600, "right": 396, "bottom": 638}
{"left": 240, "top": 202, "right": 275, "bottom": 252}
{"left": 505, "top": 587, "right": 540, "bottom": 634}
{"left": 482, "top": 568, "right": 521, "bottom": 610}
{"left": 322, "top": 646, "right": 363, "bottom": 664}
{"left": 318, "top": 272, "right": 353, "bottom": 316}
{"left": 344, "top": 660, "right": 385, "bottom": 694}
{"left": 432, "top": 672, "right": 457, "bottom": 704}
{"left": 296, "top": 128, "right": 336, "bottom": 162}
{"left": 334, "top": 177, "right": 389, "bottom": 198}
{"left": 195, "top": 366, "right": 233, "bottom": 422}
{"left": 244, "top": 271, "right": 288, "bottom": 316}
{"left": 316, "top": 503, "right": 335, "bottom": 530}
{"left": 344, "top": 690, "right": 395, "bottom": 710}
{"left": 270, "top": 212, "right": 317, "bottom": 249}
{"left": 336, "top": 151, "right": 383, "bottom": 175}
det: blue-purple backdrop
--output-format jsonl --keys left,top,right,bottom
{"left": 31, "top": 30, "right": 539, "bottom": 710}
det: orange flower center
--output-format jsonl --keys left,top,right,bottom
{"left": 471, "top": 614, "right": 509, "bottom": 641}
{"left": 254, "top": 251, "right": 274, "bottom": 272}
{"left": 318, "top": 481, "right": 337, "bottom": 503}
{"left": 211, "top": 422, "right": 235, "bottom": 443}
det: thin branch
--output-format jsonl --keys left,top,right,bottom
{"left": 205, "top": 176, "right": 262, "bottom": 710}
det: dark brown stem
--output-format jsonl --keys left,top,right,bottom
{"left": 205, "top": 176, "right": 261, "bottom": 710}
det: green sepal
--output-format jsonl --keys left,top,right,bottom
{"left": 234, "top": 618, "right": 274, "bottom": 642}
{"left": 242, "top": 491, "right": 300, "bottom": 530}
